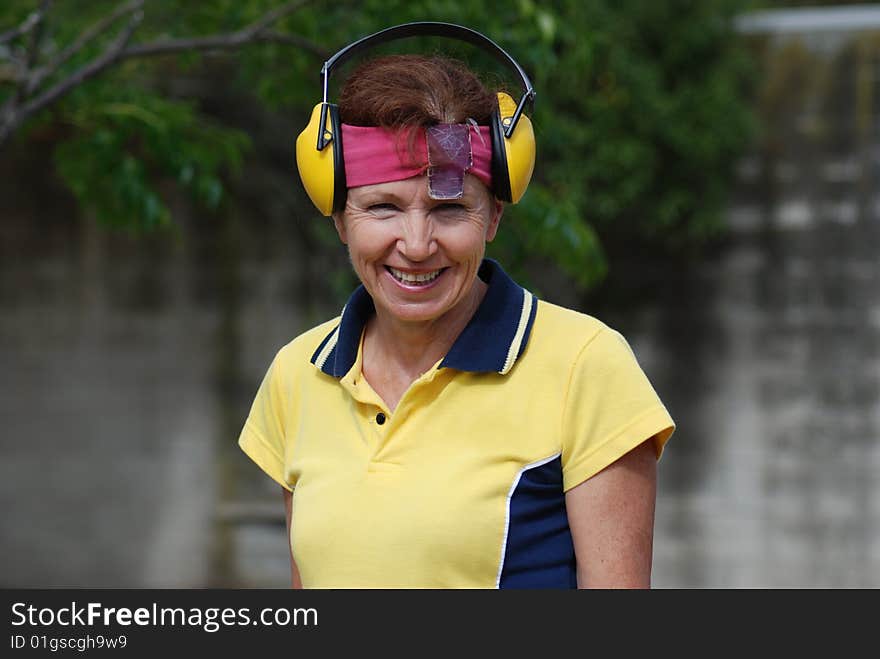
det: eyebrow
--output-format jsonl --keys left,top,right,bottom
{"left": 356, "top": 192, "right": 404, "bottom": 204}
{"left": 354, "top": 191, "right": 476, "bottom": 207}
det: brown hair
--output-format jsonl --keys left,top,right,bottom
{"left": 338, "top": 54, "right": 496, "bottom": 128}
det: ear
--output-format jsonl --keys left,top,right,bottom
{"left": 485, "top": 198, "right": 504, "bottom": 243}
{"left": 331, "top": 213, "right": 348, "bottom": 244}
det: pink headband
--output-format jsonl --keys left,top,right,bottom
{"left": 341, "top": 123, "right": 493, "bottom": 196}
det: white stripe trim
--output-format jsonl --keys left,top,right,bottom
{"left": 495, "top": 452, "right": 562, "bottom": 588}
{"left": 314, "top": 305, "right": 346, "bottom": 371}
{"left": 500, "top": 290, "right": 534, "bottom": 374}
{"left": 314, "top": 326, "right": 340, "bottom": 370}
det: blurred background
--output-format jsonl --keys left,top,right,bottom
{"left": 1, "top": 0, "right": 877, "bottom": 588}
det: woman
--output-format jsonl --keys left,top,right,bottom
{"left": 239, "top": 38, "right": 675, "bottom": 589}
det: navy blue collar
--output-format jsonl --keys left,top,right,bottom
{"left": 310, "top": 259, "right": 538, "bottom": 377}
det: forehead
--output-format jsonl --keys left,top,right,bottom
{"left": 347, "top": 174, "right": 490, "bottom": 205}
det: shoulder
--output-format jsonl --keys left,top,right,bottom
{"left": 531, "top": 299, "right": 617, "bottom": 352}
{"left": 269, "top": 316, "right": 342, "bottom": 373}
{"left": 525, "top": 299, "right": 645, "bottom": 376}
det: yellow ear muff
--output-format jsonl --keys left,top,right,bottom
{"left": 296, "top": 103, "right": 344, "bottom": 216}
{"left": 493, "top": 91, "right": 535, "bottom": 204}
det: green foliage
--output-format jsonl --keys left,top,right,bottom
{"left": 533, "top": 0, "right": 758, "bottom": 250}
{"left": 0, "top": 0, "right": 756, "bottom": 292}
{"left": 55, "top": 83, "right": 250, "bottom": 230}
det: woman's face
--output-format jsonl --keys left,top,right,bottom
{"left": 333, "top": 174, "right": 503, "bottom": 326}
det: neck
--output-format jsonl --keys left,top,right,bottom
{"left": 365, "top": 277, "right": 488, "bottom": 381}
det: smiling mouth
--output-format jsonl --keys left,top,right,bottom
{"left": 386, "top": 266, "right": 446, "bottom": 286}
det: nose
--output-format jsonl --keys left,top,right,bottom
{"left": 396, "top": 212, "right": 437, "bottom": 261}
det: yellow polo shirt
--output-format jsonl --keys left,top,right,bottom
{"left": 239, "top": 259, "right": 674, "bottom": 588}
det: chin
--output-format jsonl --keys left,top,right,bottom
{"left": 385, "top": 304, "right": 449, "bottom": 324}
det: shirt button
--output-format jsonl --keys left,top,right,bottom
{"left": 376, "top": 412, "right": 386, "bottom": 425}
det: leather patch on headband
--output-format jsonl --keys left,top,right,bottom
{"left": 426, "top": 124, "right": 472, "bottom": 200}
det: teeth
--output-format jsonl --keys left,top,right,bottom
{"left": 389, "top": 267, "right": 442, "bottom": 284}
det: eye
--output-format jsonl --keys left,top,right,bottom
{"left": 368, "top": 203, "right": 399, "bottom": 213}
{"left": 434, "top": 203, "right": 466, "bottom": 212}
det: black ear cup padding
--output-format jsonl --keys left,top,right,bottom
{"left": 489, "top": 108, "right": 512, "bottom": 203}
{"left": 329, "top": 104, "right": 347, "bottom": 214}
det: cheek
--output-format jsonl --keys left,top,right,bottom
{"left": 345, "top": 223, "right": 395, "bottom": 263}
{"left": 437, "top": 220, "right": 490, "bottom": 257}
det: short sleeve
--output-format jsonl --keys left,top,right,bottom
{"left": 560, "top": 326, "right": 675, "bottom": 491}
{"left": 238, "top": 354, "right": 293, "bottom": 491}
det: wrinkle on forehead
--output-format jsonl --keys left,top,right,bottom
{"left": 348, "top": 174, "right": 491, "bottom": 208}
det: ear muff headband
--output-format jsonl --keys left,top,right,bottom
{"left": 295, "top": 21, "right": 537, "bottom": 216}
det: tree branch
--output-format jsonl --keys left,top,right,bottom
{"left": 120, "top": 0, "right": 319, "bottom": 60}
{"left": 24, "top": 1, "right": 53, "bottom": 69}
{"left": 119, "top": 27, "right": 328, "bottom": 62}
{"left": 0, "top": 1, "right": 53, "bottom": 141}
{"left": 257, "top": 29, "right": 329, "bottom": 60}
{"left": 27, "top": 0, "right": 144, "bottom": 94}
{"left": 240, "top": 0, "right": 315, "bottom": 38}
{"left": 0, "top": 1, "right": 50, "bottom": 46}
{"left": 0, "top": 8, "right": 143, "bottom": 145}
{"left": 0, "top": 0, "right": 323, "bottom": 147}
